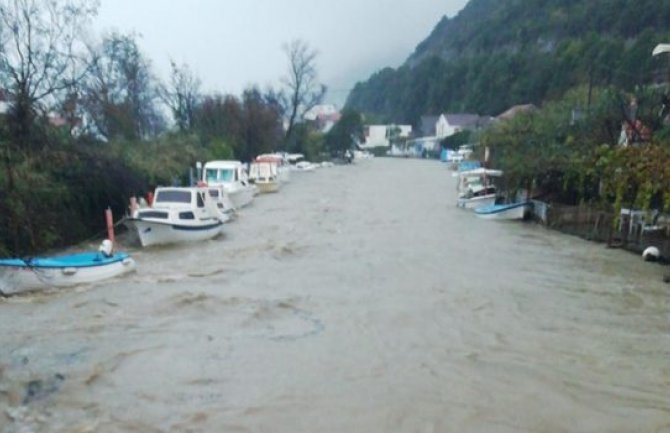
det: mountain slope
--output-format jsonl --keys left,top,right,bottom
{"left": 346, "top": 0, "right": 670, "bottom": 125}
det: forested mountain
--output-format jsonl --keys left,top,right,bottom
{"left": 345, "top": 0, "right": 670, "bottom": 126}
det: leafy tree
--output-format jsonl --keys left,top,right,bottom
{"left": 324, "top": 109, "right": 363, "bottom": 156}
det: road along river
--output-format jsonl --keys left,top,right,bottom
{"left": 1, "top": 158, "right": 670, "bottom": 433}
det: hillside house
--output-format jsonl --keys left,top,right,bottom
{"left": 436, "top": 113, "right": 492, "bottom": 138}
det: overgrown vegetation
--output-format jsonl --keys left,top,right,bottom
{"left": 482, "top": 85, "right": 670, "bottom": 219}
{"left": 0, "top": 0, "right": 359, "bottom": 256}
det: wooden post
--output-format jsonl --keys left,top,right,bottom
{"left": 105, "top": 208, "right": 115, "bottom": 245}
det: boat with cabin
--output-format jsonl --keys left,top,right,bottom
{"left": 455, "top": 168, "right": 502, "bottom": 209}
{"left": 202, "top": 160, "right": 256, "bottom": 209}
{"left": 248, "top": 160, "right": 281, "bottom": 194}
{"left": 256, "top": 154, "right": 291, "bottom": 183}
{"left": 128, "top": 186, "right": 224, "bottom": 247}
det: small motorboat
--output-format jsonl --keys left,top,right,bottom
{"left": 202, "top": 160, "right": 256, "bottom": 208}
{"left": 128, "top": 186, "right": 225, "bottom": 247}
{"left": 256, "top": 154, "right": 291, "bottom": 184}
{"left": 0, "top": 240, "right": 135, "bottom": 295}
{"left": 455, "top": 168, "right": 502, "bottom": 209}
{"left": 248, "top": 161, "right": 281, "bottom": 194}
{"left": 474, "top": 202, "right": 532, "bottom": 220}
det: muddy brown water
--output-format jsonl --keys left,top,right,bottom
{"left": 1, "top": 158, "right": 670, "bottom": 433}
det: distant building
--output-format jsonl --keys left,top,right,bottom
{"left": 436, "top": 113, "right": 492, "bottom": 138}
{"left": 419, "top": 115, "right": 440, "bottom": 137}
{"left": 362, "top": 124, "right": 412, "bottom": 149}
{"left": 304, "top": 104, "right": 342, "bottom": 133}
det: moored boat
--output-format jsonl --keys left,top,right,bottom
{"left": 128, "top": 186, "right": 224, "bottom": 247}
{"left": 474, "top": 202, "right": 532, "bottom": 220}
{"left": 0, "top": 241, "right": 135, "bottom": 295}
{"left": 206, "top": 185, "right": 236, "bottom": 222}
{"left": 202, "top": 160, "right": 256, "bottom": 208}
{"left": 455, "top": 168, "right": 502, "bottom": 209}
{"left": 248, "top": 161, "right": 281, "bottom": 194}
{"left": 256, "top": 154, "right": 291, "bottom": 184}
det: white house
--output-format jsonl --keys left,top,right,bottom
{"left": 362, "top": 124, "right": 412, "bottom": 149}
{"left": 435, "top": 114, "right": 492, "bottom": 138}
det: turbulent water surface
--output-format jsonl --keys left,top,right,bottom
{"left": 1, "top": 158, "right": 670, "bottom": 433}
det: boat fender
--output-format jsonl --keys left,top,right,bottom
{"left": 642, "top": 246, "right": 661, "bottom": 262}
{"left": 99, "top": 239, "right": 114, "bottom": 257}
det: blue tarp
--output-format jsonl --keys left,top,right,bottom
{"left": 458, "top": 161, "right": 481, "bottom": 171}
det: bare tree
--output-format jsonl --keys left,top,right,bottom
{"left": 0, "top": 0, "right": 97, "bottom": 147}
{"left": 0, "top": 0, "right": 96, "bottom": 254}
{"left": 81, "top": 32, "right": 164, "bottom": 140}
{"left": 161, "top": 60, "right": 201, "bottom": 132}
{"left": 281, "top": 39, "right": 326, "bottom": 142}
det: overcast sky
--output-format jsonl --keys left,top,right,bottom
{"left": 96, "top": 0, "right": 469, "bottom": 106}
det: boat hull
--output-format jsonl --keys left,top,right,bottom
{"left": 457, "top": 194, "right": 497, "bottom": 209}
{"left": 255, "top": 181, "right": 280, "bottom": 194}
{"left": 0, "top": 252, "right": 135, "bottom": 295}
{"left": 474, "top": 202, "right": 531, "bottom": 220}
{"left": 130, "top": 219, "right": 224, "bottom": 247}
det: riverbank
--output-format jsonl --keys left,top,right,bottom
{"left": 1, "top": 158, "right": 669, "bottom": 432}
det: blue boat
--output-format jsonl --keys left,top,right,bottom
{"left": 0, "top": 243, "right": 135, "bottom": 295}
{"left": 474, "top": 202, "right": 532, "bottom": 220}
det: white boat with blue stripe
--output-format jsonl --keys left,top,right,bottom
{"left": 129, "top": 187, "right": 225, "bottom": 247}
{"left": 0, "top": 240, "right": 135, "bottom": 295}
{"left": 474, "top": 202, "right": 532, "bottom": 220}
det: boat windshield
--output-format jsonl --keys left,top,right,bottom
{"left": 205, "top": 168, "right": 235, "bottom": 183}
{"left": 154, "top": 190, "right": 192, "bottom": 204}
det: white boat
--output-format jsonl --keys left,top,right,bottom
{"left": 0, "top": 240, "right": 135, "bottom": 295}
{"left": 248, "top": 161, "right": 281, "bottom": 194}
{"left": 129, "top": 187, "right": 224, "bottom": 247}
{"left": 294, "top": 161, "right": 316, "bottom": 172}
{"left": 456, "top": 168, "right": 502, "bottom": 209}
{"left": 202, "top": 160, "right": 256, "bottom": 208}
{"left": 206, "top": 185, "right": 236, "bottom": 222}
{"left": 256, "top": 154, "right": 291, "bottom": 184}
{"left": 474, "top": 202, "right": 532, "bottom": 220}
{"left": 287, "top": 154, "right": 317, "bottom": 172}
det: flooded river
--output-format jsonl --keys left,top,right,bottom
{"left": 2, "top": 158, "right": 670, "bottom": 433}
